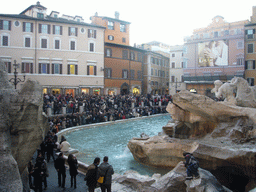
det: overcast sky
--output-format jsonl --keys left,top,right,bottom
{"left": 1, "top": 0, "right": 256, "bottom": 46}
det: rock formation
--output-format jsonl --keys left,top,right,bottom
{"left": 0, "top": 61, "right": 48, "bottom": 191}
{"left": 128, "top": 90, "right": 256, "bottom": 191}
{"left": 94, "top": 162, "right": 230, "bottom": 192}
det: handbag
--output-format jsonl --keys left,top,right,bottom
{"left": 97, "top": 176, "right": 104, "bottom": 184}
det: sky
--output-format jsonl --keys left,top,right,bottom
{"left": 1, "top": 0, "right": 256, "bottom": 46}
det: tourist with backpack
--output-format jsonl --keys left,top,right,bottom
{"left": 183, "top": 152, "right": 200, "bottom": 180}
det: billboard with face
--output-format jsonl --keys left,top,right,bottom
{"left": 198, "top": 40, "right": 228, "bottom": 67}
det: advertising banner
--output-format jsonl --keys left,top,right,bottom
{"left": 198, "top": 40, "right": 228, "bottom": 67}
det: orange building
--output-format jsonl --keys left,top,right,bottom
{"left": 91, "top": 12, "right": 146, "bottom": 95}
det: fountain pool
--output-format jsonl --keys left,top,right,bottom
{"left": 65, "top": 114, "right": 171, "bottom": 176}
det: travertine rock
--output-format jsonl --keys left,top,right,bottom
{"left": 0, "top": 61, "right": 48, "bottom": 191}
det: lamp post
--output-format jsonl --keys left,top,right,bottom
{"left": 9, "top": 60, "right": 26, "bottom": 89}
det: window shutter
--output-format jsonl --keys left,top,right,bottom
{"left": 52, "top": 64, "right": 54, "bottom": 74}
{"left": 59, "top": 64, "right": 62, "bottom": 74}
{"left": 253, "top": 60, "right": 255, "bottom": 69}
{"left": 245, "top": 30, "right": 248, "bottom": 35}
{"left": 48, "top": 25, "right": 51, "bottom": 34}
{"left": 9, "top": 21, "right": 11, "bottom": 30}
{"left": 254, "top": 29, "right": 256, "bottom": 34}
{"left": 30, "top": 63, "right": 33, "bottom": 74}
{"left": 122, "top": 70, "right": 124, "bottom": 78}
{"left": 94, "top": 30, "right": 96, "bottom": 38}
{"left": 68, "top": 65, "right": 70, "bottom": 74}
{"left": 87, "top": 66, "right": 89, "bottom": 75}
{"left": 110, "top": 49, "right": 112, "bottom": 57}
{"left": 245, "top": 61, "right": 248, "bottom": 70}
{"left": 39, "top": 24, "right": 42, "bottom": 33}
{"left": 252, "top": 78, "right": 255, "bottom": 86}
{"left": 75, "top": 28, "right": 78, "bottom": 36}
{"left": 110, "top": 69, "right": 112, "bottom": 77}
{"left": 88, "top": 29, "right": 90, "bottom": 38}
{"left": 23, "top": 22, "right": 26, "bottom": 32}
{"left": 53, "top": 25, "right": 55, "bottom": 34}
{"left": 60, "top": 26, "right": 62, "bottom": 35}
{"left": 31, "top": 23, "right": 33, "bottom": 32}
{"left": 22, "top": 63, "right": 25, "bottom": 73}
{"left": 75, "top": 65, "right": 78, "bottom": 75}
{"left": 0, "top": 20, "right": 3, "bottom": 30}
{"left": 39, "top": 63, "right": 41, "bottom": 74}
{"left": 8, "top": 62, "right": 11, "bottom": 73}
{"left": 94, "top": 66, "right": 97, "bottom": 75}
{"left": 68, "top": 27, "right": 71, "bottom": 36}
{"left": 47, "top": 64, "right": 50, "bottom": 74}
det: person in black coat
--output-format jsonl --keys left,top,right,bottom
{"left": 55, "top": 152, "right": 66, "bottom": 188}
{"left": 46, "top": 137, "right": 55, "bottom": 163}
{"left": 183, "top": 152, "right": 200, "bottom": 180}
{"left": 84, "top": 157, "right": 100, "bottom": 192}
{"left": 68, "top": 154, "right": 78, "bottom": 189}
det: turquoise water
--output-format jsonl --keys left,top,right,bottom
{"left": 65, "top": 115, "right": 172, "bottom": 176}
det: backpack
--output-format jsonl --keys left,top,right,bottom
{"left": 189, "top": 155, "right": 199, "bottom": 168}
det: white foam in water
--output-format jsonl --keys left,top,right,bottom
{"left": 114, "top": 146, "right": 131, "bottom": 159}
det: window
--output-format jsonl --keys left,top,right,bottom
{"left": 87, "top": 65, "right": 96, "bottom": 75}
{"left": 130, "top": 70, "right": 135, "bottom": 79}
{"left": 155, "top": 69, "right": 157, "bottom": 76}
{"left": 167, "top": 72, "right": 169, "bottom": 78}
{"left": 137, "top": 53, "right": 142, "bottom": 62}
{"left": 237, "top": 41, "right": 244, "bottom": 49}
{"left": 203, "top": 33, "right": 209, "bottom": 38}
{"left": 138, "top": 71, "right": 142, "bottom": 79}
{"left": 224, "top": 30, "right": 229, "bottom": 36}
{"left": 182, "top": 61, "right": 187, "bottom": 68}
{"left": 37, "top": 13, "right": 44, "bottom": 18}
{"left": 172, "top": 53, "right": 175, "bottom": 57}
{"left": 88, "top": 29, "right": 96, "bottom": 38}
{"left": 1, "top": 20, "right": 11, "bottom": 30}
{"left": 248, "top": 44, "right": 254, "bottom": 53}
{"left": 52, "top": 63, "right": 62, "bottom": 74}
{"left": 106, "top": 48, "right": 112, "bottom": 57}
{"left": 108, "top": 35, "right": 114, "bottom": 40}
{"left": 171, "top": 62, "right": 175, "bottom": 68}
{"left": 53, "top": 25, "right": 62, "bottom": 35}
{"left": 156, "top": 58, "right": 159, "bottom": 65}
{"left": 69, "top": 27, "right": 77, "bottom": 36}
{"left": 130, "top": 52, "right": 135, "bottom": 60}
{"left": 39, "top": 63, "right": 50, "bottom": 74}
{"left": 181, "top": 75, "right": 184, "bottom": 82}
{"left": 68, "top": 64, "right": 78, "bottom": 75}
{"left": 122, "top": 69, "right": 128, "bottom": 78}
{"left": 2, "top": 35, "right": 8, "bottom": 46}
{"left": 41, "top": 24, "right": 48, "bottom": 34}
{"left": 120, "top": 24, "right": 126, "bottom": 32}
{"left": 122, "top": 50, "right": 128, "bottom": 59}
{"left": 122, "top": 38, "right": 126, "bottom": 43}
{"left": 237, "top": 58, "right": 244, "bottom": 66}
{"left": 214, "top": 31, "right": 219, "bottom": 38}
{"left": 171, "top": 76, "right": 175, "bottom": 82}
{"left": 105, "top": 68, "right": 112, "bottom": 78}
{"left": 55, "top": 39, "right": 60, "bottom": 49}
{"left": 108, "top": 21, "right": 114, "bottom": 30}
{"left": 41, "top": 38, "right": 47, "bottom": 48}
{"left": 158, "top": 70, "right": 161, "bottom": 77}
{"left": 151, "top": 69, "right": 153, "bottom": 75}
{"left": 162, "top": 71, "right": 165, "bottom": 77}
{"left": 151, "top": 57, "right": 154, "bottom": 64}
{"left": 89, "top": 43, "right": 94, "bottom": 52}
{"left": 5, "top": 62, "right": 11, "bottom": 73}
{"left": 22, "top": 63, "right": 33, "bottom": 73}
{"left": 247, "top": 29, "right": 254, "bottom": 39}
{"left": 70, "top": 41, "right": 76, "bottom": 50}
{"left": 245, "top": 60, "right": 255, "bottom": 70}
{"left": 247, "top": 78, "right": 254, "bottom": 86}
{"left": 25, "top": 37, "right": 31, "bottom": 47}
{"left": 23, "top": 22, "right": 33, "bottom": 32}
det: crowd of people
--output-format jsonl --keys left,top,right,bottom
{"left": 44, "top": 93, "right": 172, "bottom": 133}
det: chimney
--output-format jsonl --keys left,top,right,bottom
{"left": 36, "top": 1, "right": 40, "bottom": 6}
{"left": 251, "top": 6, "right": 256, "bottom": 23}
{"left": 115, "top": 11, "right": 120, "bottom": 19}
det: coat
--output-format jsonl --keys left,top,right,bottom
{"left": 55, "top": 156, "right": 66, "bottom": 172}
{"left": 68, "top": 159, "right": 78, "bottom": 176}
{"left": 98, "top": 162, "right": 114, "bottom": 185}
{"left": 60, "top": 141, "right": 70, "bottom": 152}
{"left": 85, "top": 163, "right": 98, "bottom": 187}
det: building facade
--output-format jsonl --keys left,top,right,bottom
{"left": 245, "top": 6, "right": 256, "bottom": 86}
{"left": 169, "top": 45, "right": 186, "bottom": 95}
{"left": 183, "top": 16, "right": 248, "bottom": 96}
{"left": 0, "top": 2, "right": 105, "bottom": 95}
{"left": 91, "top": 12, "right": 146, "bottom": 95}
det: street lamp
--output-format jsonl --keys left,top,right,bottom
{"left": 9, "top": 60, "right": 26, "bottom": 89}
{"left": 170, "top": 77, "right": 182, "bottom": 93}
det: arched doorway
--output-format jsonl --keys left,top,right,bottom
{"left": 120, "top": 83, "right": 129, "bottom": 95}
